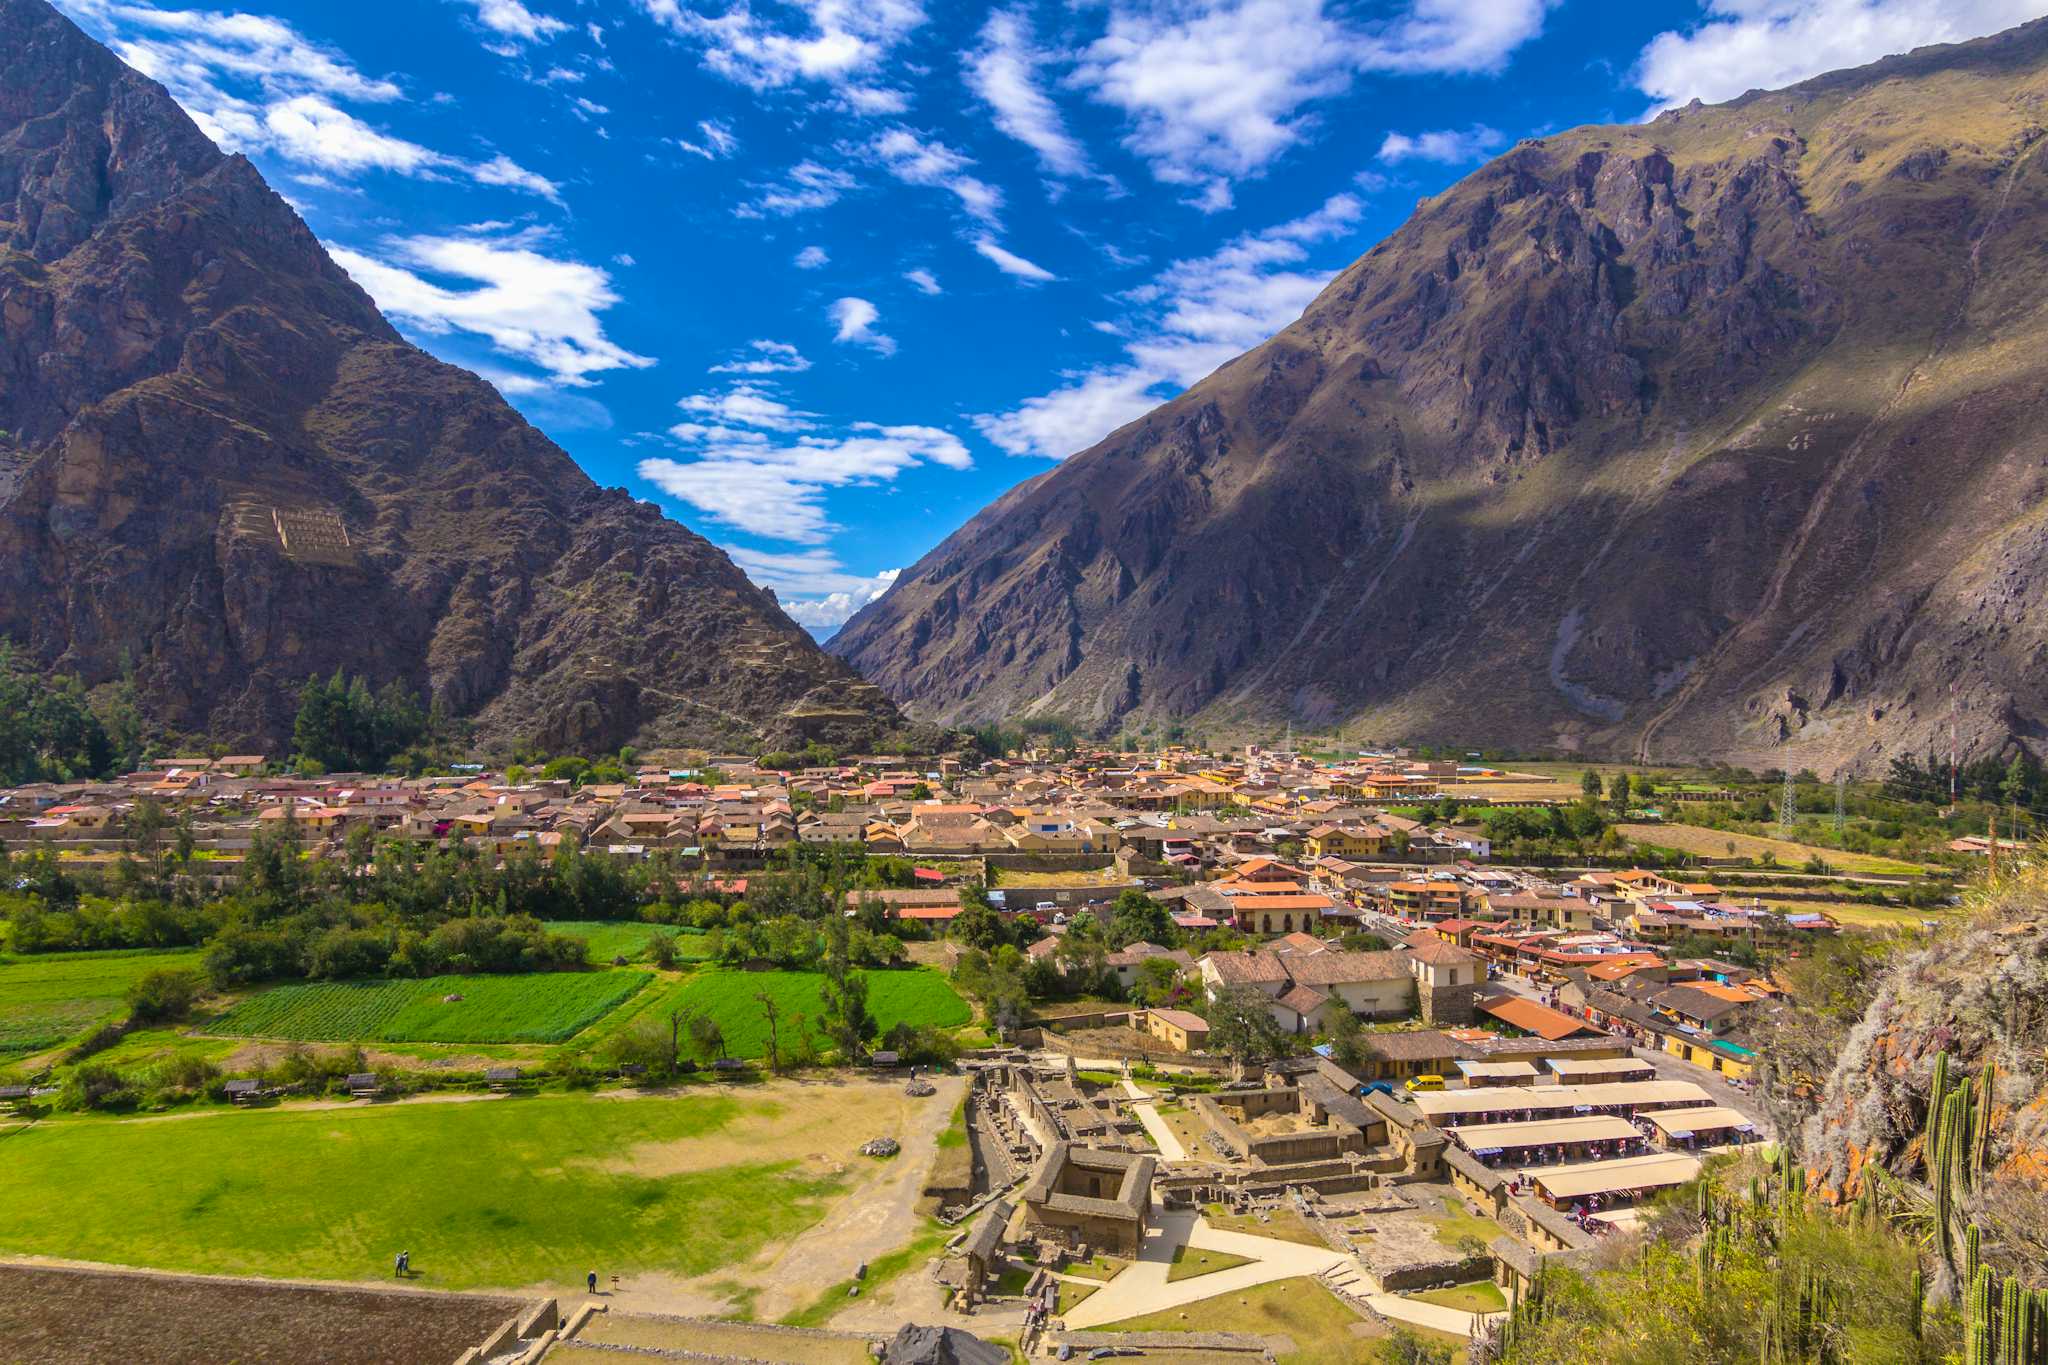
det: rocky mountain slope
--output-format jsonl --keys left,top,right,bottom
{"left": 0, "top": 0, "right": 898, "bottom": 756}
{"left": 835, "top": 22, "right": 2048, "bottom": 773}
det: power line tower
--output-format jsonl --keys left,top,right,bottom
{"left": 1834, "top": 772, "right": 1846, "bottom": 832}
{"left": 1780, "top": 768, "right": 1796, "bottom": 833}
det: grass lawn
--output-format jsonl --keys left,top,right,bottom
{"left": 1056, "top": 1279, "right": 1098, "bottom": 1314}
{"left": 1616, "top": 823, "right": 1929, "bottom": 876}
{"left": 1098, "top": 1275, "right": 1462, "bottom": 1364}
{"left": 1757, "top": 898, "right": 1940, "bottom": 931}
{"left": 1412, "top": 1281, "right": 1507, "bottom": 1314}
{"left": 992, "top": 1266, "right": 1036, "bottom": 1295}
{"left": 541, "top": 921, "right": 712, "bottom": 963}
{"left": 1202, "top": 1203, "right": 1329, "bottom": 1248}
{"left": 1428, "top": 1197, "right": 1502, "bottom": 1251}
{"left": 1058, "top": 1252, "right": 1128, "bottom": 1282}
{"left": 659, "top": 968, "right": 969, "bottom": 1058}
{"left": 201, "top": 971, "right": 650, "bottom": 1044}
{"left": 0, "top": 949, "right": 206, "bottom": 1055}
{"left": 0, "top": 1093, "right": 845, "bottom": 1288}
{"left": 1167, "top": 1246, "right": 1254, "bottom": 1282}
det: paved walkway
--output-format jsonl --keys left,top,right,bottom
{"left": 1121, "top": 1081, "right": 1187, "bottom": 1161}
{"left": 1363, "top": 1292, "right": 1504, "bottom": 1338}
{"left": 1057, "top": 1208, "right": 1348, "bottom": 1330}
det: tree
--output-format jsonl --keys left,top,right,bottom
{"left": 124, "top": 799, "right": 172, "bottom": 898}
{"left": 1131, "top": 955, "right": 1186, "bottom": 1007}
{"left": 1206, "top": 984, "right": 1290, "bottom": 1080}
{"left": 1581, "top": 769, "right": 1603, "bottom": 801}
{"left": 756, "top": 991, "right": 784, "bottom": 1073}
{"left": 1107, "top": 889, "right": 1177, "bottom": 948}
{"left": 819, "top": 915, "right": 876, "bottom": 1064}
{"left": 1325, "top": 1006, "right": 1368, "bottom": 1072}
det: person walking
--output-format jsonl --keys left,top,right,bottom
{"left": 587, "top": 1270, "right": 598, "bottom": 1296}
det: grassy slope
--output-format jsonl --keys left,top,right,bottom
{"left": 1617, "top": 823, "right": 1929, "bottom": 876}
{"left": 657, "top": 968, "right": 970, "bottom": 1058}
{"left": 0, "top": 949, "right": 206, "bottom": 1054}
{"left": 202, "top": 972, "right": 651, "bottom": 1044}
{"left": 1100, "top": 1275, "right": 1464, "bottom": 1363}
{"left": 0, "top": 1093, "right": 843, "bottom": 1288}
{"left": 540, "top": 921, "right": 714, "bottom": 963}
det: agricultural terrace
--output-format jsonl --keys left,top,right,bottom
{"left": 657, "top": 968, "right": 970, "bottom": 1058}
{"left": 0, "top": 948, "right": 205, "bottom": 1054}
{"left": 0, "top": 1078, "right": 958, "bottom": 1309}
{"left": 202, "top": 971, "right": 651, "bottom": 1044}
{"left": 540, "top": 920, "right": 714, "bottom": 963}
{"left": 1617, "top": 823, "right": 1931, "bottom": 876}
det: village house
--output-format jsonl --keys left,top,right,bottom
{"left": 1199, "top": 947, "right": 1415, "bottom": 1033}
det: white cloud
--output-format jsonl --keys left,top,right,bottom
{"left": 903, "top": 268, "right": 942, "bottom": 295}
{"left": 675, "top": 382, "right": 816, "bottom": 432}
{"left": 674, "top": 118, "right": 739, "bottom": 159}
{"left": 735, "top": 160, "right": 858, "bottom": 217}
{"left": 1071, "top": 0, "right": 1549, "bottom": 207}
{"left": 711, "top": 339, "right": 813, "bottom": 375}
{"left": 463, "top": 0, "right": 567, "bottom": 43}
{"left": 1634, "top": 0, "right": 2047, "bottom": 111}
{"left": 973, "top": 191, "right": 1361, "bottom": 459}
{"left": 869, "top": 128, "right": 1003, "bottom": 224}
{"left": 725, "top": 547, "right": 900, "bottom": 626}
{"left": 794, "top": 245, "right": 830, "bottom": 269}
{"left": 634, "top": 0, "right": 925, "bottom": 105}
{"left": 974, "top": 236, "right": 1057, "bottom": 282}
{"left": 966, "top": 8, "right": 1091, "bottom": 177}
{"left": 328, "top": 227, "right": 653, "bottom": 389}
{"left": 1376, "top": 124, "right": 1506, "bottom": 163}
{"left": 829, "top": 296, "right": 896, "bottom": 355}
{"left": 66, "top": 5, "right": 560, "bottom": 197}
{"left": 638, "top": 380, "right": 969, "bottom": 542}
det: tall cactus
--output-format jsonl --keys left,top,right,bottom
{"left": 1908, "top": 1266, "right": 1924, "bottom": 1342}
{"left": 1935, "top": 1108, "right": 1957, "bottom": 1265}
{"left": 1967, "top": 1222, "right": 1982, "bottom": 1286}
{"left": 1970, "top": 1266, "right": 1995, "bottom": 1365}
{"left": 2001, "top": 1276, "right": 2023, "bottom": 1365}
{"left": 1976, "top": 1059, "right": 1998, "bottom": 1176}
{"left": 1928, "top": 1051, "right": 1953, "bottom": 1164}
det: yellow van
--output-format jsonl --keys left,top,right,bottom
{"left": 1405, "top": 1074, "right": 1447, "bottom": 1093}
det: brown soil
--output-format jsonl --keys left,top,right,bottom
{"left": 0, "top": 1262, "right": 517, "bottom": 1364}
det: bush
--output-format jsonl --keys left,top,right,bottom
{"left": 879, "top": 1021, "right": 959, "bottom": 1067}
{"left": 126, "top": 967, "right": 205, "bottom": 1022}
{"left": 305, "top": 926, "right": 393, "bottom": 979}
{"left": 59, "top": 1063, "right": 138, "bottom": 1111}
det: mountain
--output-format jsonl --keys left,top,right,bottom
{"left": 835, "top": 22, "right": 2048, "bottom": 773}
{"left": 0, "top": 0, "right": 899, "bottom": 757}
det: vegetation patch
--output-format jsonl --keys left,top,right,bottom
{"left": 202, "top": 971, "right": 650, "bottom": 1044}
{"left": 1410, "top": 1280, "right": 1506, "bottom": 1314}
{"left": 659, "top": 968, "right": 969, "bottom": 1058}
{"left": 0, "top": 1093, "right": 843, "bottom": 1288}
{"left": 540, "top": 921, "right": 711, "bottom": 963}
{"left": 1166, "top": 1245, "right": 1255, "bottom": 1282}
{"left": 0, "top": 949, "right": 205, "bottom": 1054}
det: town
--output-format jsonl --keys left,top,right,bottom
{"left": 2, "top": 736, "right": 1955, "bottom": 1362}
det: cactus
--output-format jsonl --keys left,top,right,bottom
{"left": 2001, "top": 1276, "right": 2023, "bottom": 1365}
{"left": 1908, "top": 1266, "right": 1923, "bottom": 1342}
{"left": 1970, "top": 1266, "right": 1995, "bottom": 1365}
{"left": 1958, "top": 1085, "right": 1979, "bottom": 1195}
{"left": 1935, "top": 1117, "right": 1956, "bottom": 1265}
{"left": 1976, "top": 1060, "right": 1998, "bottom": 1176}
{"left": 1928, "top": 1051, "right": 1953, "bottom": 1165}
{"left": 1967, "top": 1222, "right": 1982, "bottom": 1286}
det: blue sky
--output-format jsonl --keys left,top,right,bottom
{"left": 55, "top": 0, "right": 2048, "bottom": 631}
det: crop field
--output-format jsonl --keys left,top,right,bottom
{"left": 0, "top": 1092, "right": 846, "bottom": 1289}
{"left": 203, "top": 971, "right": 650, "bottom": 1044}
{"left": 0, "top": 948, "right": 206, "bottom": 1054}
{"left": 541, "top": 920, "right": 713, "bottom": 963}
{"left": 660, "top": 968, "right": 970, "bottom": 1058}
{"left": 1616, "top": 823, "right": 1929, "bottom": 876}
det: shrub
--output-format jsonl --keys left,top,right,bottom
{"left": 59, "top": 1063, "right": 138, "bottom": 1111}
{"left": 126, "top": 967, "right": 204, "bottom": 1022}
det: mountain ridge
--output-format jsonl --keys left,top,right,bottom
{"left": 833, "top": 18, "right": 2048, "bottom": 774}
{"left": 0, "top": 0, "right": 902, "bottom": 757}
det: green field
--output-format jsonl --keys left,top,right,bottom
{"left": 659, "top": 968, "right": 970, "bottom": 1058}
{"left": 0, "top": 1093, "right": 843, "bottom": 1288}
{"left": 540, "top": 921, "right": 713, "bottom": 963}
{"left": 203, "top": 972, "right": 650, "bottom": 1044}
{"left": 0, "top": 949, "right": 207, "bottom": 1054}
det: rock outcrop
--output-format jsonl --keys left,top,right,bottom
{"left": 0, "top": 0, "right": 899, "bottom": 754}
{"left": 835, "top": 20, "right": 2048, "bottom": 773}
